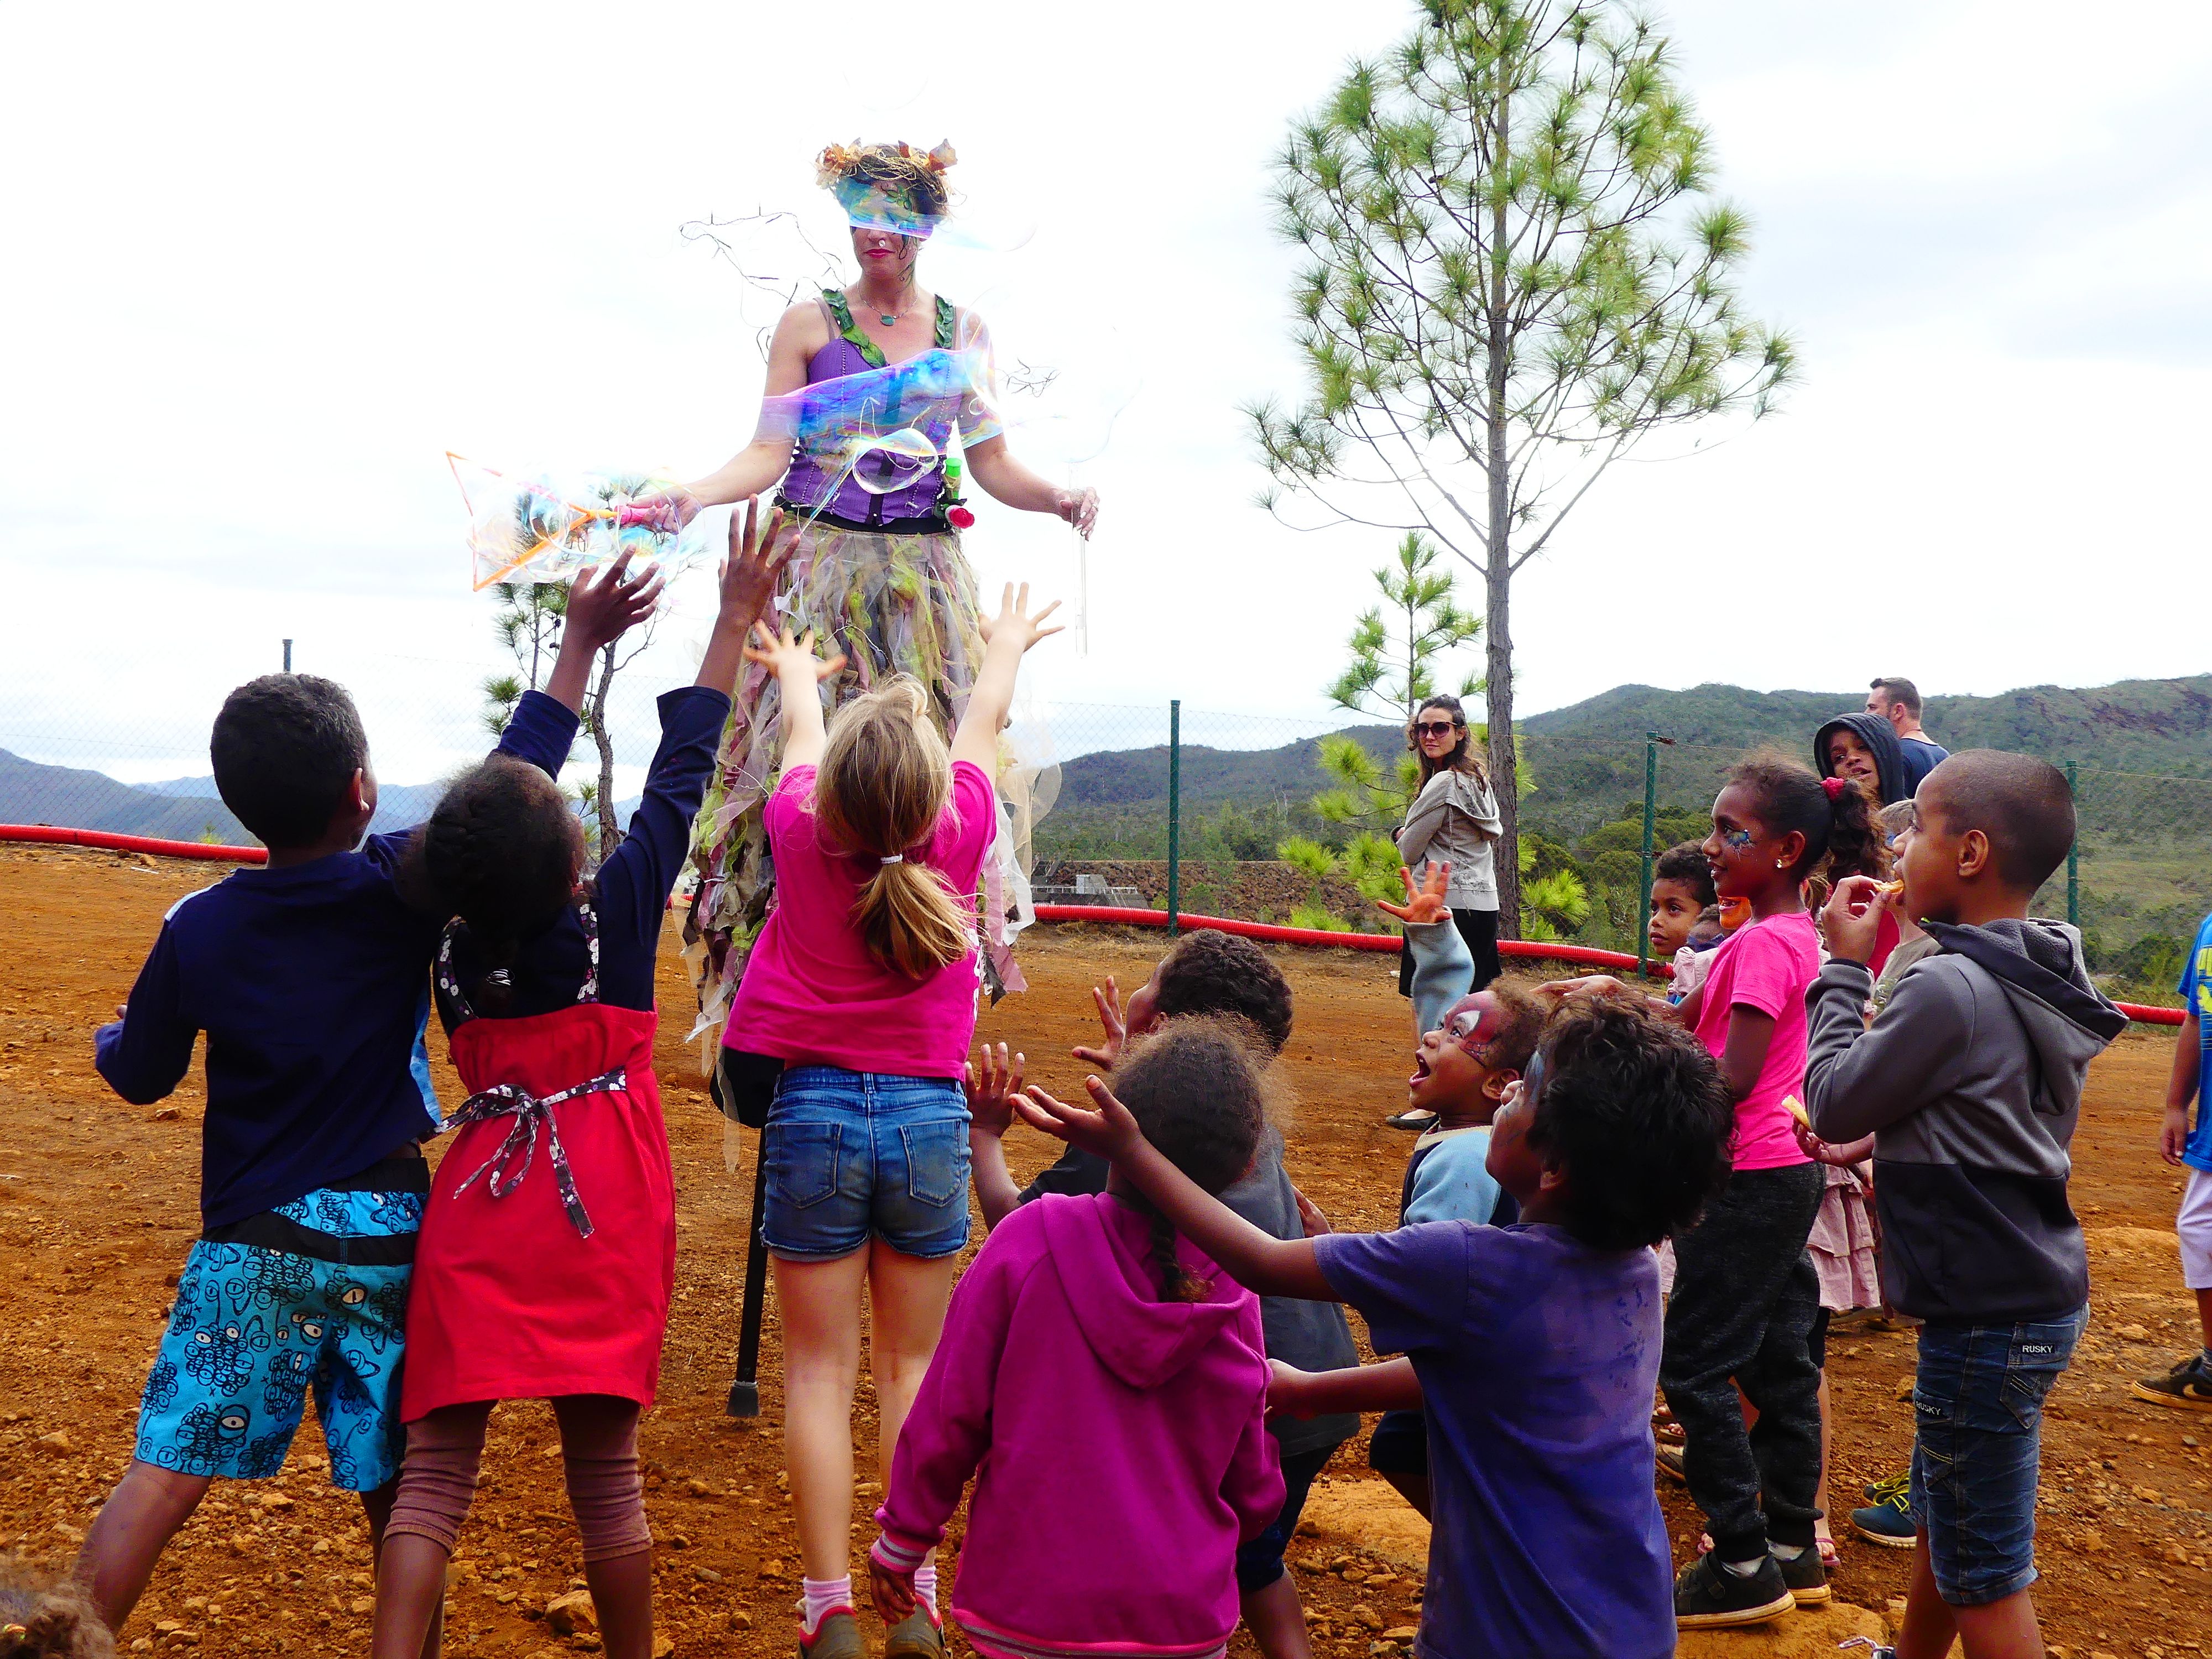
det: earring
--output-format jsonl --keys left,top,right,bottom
{"left": 1776, "top": 858, "right": 1787, "bottom": 869}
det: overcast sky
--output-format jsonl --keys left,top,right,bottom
{"left": 3, "top": 1, "right": 2208, "bottom": 793}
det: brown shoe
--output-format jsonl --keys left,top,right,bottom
{"left": 799, "top": 1609, "right": 864, "bottom": 1659}
{"left": 884, "top": 1604, "right": 945, "bottom": 1659}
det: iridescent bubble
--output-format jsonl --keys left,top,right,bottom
{"left": 848, "top": 426, "right": 938, "bottom": 493}
{"left": 448, "top": 455, "right": 711, "bottom": 590}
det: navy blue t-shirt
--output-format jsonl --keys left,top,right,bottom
{"left": 94, "top": 693, "right": 579, "bottom": 1227}
{"left": 439, "top": 685, "right": 729, "bottom": 1020}
{"left": 1898, "top": 735, "right": 1949, "bottom": 793}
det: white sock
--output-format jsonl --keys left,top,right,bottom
{"left": 913, "top": 1562, "right": 939, "bottom": 1614}
{"left": 1769, "top": 1542, "right": 1806, "bottom": 1561}
{"left": 799, "top": 1575, "right": 853, "bottom": 1635}
{"left": 1719, "top": 1555, "right": 1766, "bottom": 1578}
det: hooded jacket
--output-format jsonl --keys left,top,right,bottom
{"left": 874, "top": 1193, "right": 1281, "bottom": 1658}
{"left": 1803, "top": 917, "right": 2127, "bottom": 1324}
{"left": 1813, "top": 712, "right": 1910, "bottom": 806}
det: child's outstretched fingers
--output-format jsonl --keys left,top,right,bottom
{"left": 1071, "top": 975, "right": 1126, "bottom": 1068}
{"left": 1015, "top": 1077, "right": 1142, "bottom": 1160}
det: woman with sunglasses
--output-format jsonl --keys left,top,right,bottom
{"left": 1386, "top": 695, "right": 1504, "bottom": 1130}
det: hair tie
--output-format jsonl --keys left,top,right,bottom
{"left": 1822, "top": 775, "right": 1847, "bottom": 800}
{"left": 879, "top": 853, "right": 905, "bottom": 866}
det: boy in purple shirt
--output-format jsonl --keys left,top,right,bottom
{"left": 1019, "top": 997, "right": 1736, "bottom": 1659}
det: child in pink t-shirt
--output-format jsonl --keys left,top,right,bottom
{"left": 1548, "top": 758, "right": 1882, "bottom": 1626}
{"left": 726, "top": 584, "right": 1061, "bottom": 1659}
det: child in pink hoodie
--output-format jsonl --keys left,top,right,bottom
{"left": 869, "top": 1017, "right": 1285, "bottom": 1659}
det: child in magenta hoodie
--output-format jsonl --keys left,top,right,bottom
{"left": 869, "top": 1017, "right": 1284, "bottom": 1658}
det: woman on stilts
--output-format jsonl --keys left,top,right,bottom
{"left": 668, "top": 140, "right": 1097, "bottom": 1050}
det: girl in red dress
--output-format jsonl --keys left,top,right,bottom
{"left": 367, "top": 505, "right": 787, "bottom": 1659}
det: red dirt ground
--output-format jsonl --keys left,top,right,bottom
{"left": 0, "top": 846, "right": 2204, "bottom": 1658}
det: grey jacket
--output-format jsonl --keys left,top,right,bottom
{"left": 1397, "top": 768, "right": 1503, "bottom": 911}
{"left": 1803, "top": 917, "right": 2127, "bottom": 1325}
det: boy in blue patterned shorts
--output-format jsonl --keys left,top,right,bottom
{"left": 72, "top": 575, "right": 646, "bottom": 1641}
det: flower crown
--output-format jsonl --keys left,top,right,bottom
{"left": 817, "top": 140, "right": 958, "bottom": 238}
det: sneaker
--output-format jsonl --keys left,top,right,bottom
{"left": 1851, "top": 1484, "right": 1917, "bottom": 1550}
{"left": 1656, "top": 1444, "right": 1687, "bottom": 1483}
{"left": 884, "top": 1603, "right": 945, "bottom": 1659}
{"left": 2133, "top": 1354, "right": 2212, "bottom": 1411}
{"left": 799, "top": 1609, "right": 864, "bottom": 1659}
{"left": 1673, "top": 1554, "right": 1794, "bottom": 1628}
{"left": 1385, "top": 1108, "right": 1439, "bottom": 1132}
{"left": 1861, "top": 1468, "right": 1908, "bottom": 1504}
{"left": 1773, "top": 1546, "right": 1830, "bottom": 1605}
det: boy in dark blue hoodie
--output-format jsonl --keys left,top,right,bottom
{"left": 75, "top": 559, "right": 671, "bottom": 1645}
{"left": 1806, "top": 750, "right": 2126, "bottom": 1659}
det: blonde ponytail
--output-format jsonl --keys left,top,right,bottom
{"left": 815, "top": 676, "right": 977, "bottom": 977}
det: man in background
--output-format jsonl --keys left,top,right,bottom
{"left": 1869, "top": 677, "right": 1949, "bottom": 793}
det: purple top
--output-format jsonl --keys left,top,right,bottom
{"left": 780, "top": 297, "right": 982, "bottom": 526}
{"left": 1315, "top": 1222, "right": 1674, "bottom": 1659}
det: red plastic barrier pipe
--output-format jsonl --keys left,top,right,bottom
{"left": 1029, "top": 904, "right": 2189, "bottom": 1026}
{"left": 0, "top": 824, "right": 268, "bottom": 864}
{"left": 1032, "top": 904, "right": 1666, "bottom": 975}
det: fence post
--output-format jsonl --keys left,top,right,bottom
{"left": 2065, "top": 759, "right": 2079, "bottom": 929}
{"left": 1637, "top": 733, "right": 1671, "bottom": 979}
{"left": 1166, "top": 700, "right": 1182, "bottom": 937}
{"left": 282, "top": 638, "right": 293, "bottom": 672}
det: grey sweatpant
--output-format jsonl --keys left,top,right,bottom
{"left": 1661, "top": 1160, "right": 1826, "bottom": 1562}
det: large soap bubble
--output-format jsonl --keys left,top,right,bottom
{"left": 448, "top": 455, "right": 713, "bottom": 589}
{"left": 848, "top": 426, "right": 938, "bottom": 493}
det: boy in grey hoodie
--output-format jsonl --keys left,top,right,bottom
{"left": 1804, "top": 751, "right": 2126, "bottom": 1659}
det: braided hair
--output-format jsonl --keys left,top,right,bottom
{"left": 0, "top": 1558, "right": 112, "bottom": 1658}
{"left": 403, "top": 754, "right": 585, "bottom": 1018}
{"left": 1107, "top": 1016, "right": 1272, "bottom": 1303}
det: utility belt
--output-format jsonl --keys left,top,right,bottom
{"left": 775, "top": 494, "right": 952, "bottom": 538}
{"left": 199, "top": 1150, "right": 430, "bottom": 1266}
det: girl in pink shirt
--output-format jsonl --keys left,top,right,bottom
{"left": 1548, "top": 758, "right": 1881, "bottom": 1626}
{"left": 728, "top": 583, "right": 1060, "bottom": 1659}
{"left": 868, "top": 1018, "right": 1284, "bottom": 1659}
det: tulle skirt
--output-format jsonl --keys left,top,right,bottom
{"left": 682, "top": 522, "right": 1052, "bottom": 1059}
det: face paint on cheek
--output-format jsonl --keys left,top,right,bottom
{"left": 1718, "top": 827, "right": 1754, "bottom": 852}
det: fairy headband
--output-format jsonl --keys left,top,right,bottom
{"left": 818, "top": 139, "right": 957, "bottom": 238}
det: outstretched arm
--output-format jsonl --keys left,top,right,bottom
{"left": 680, "top": 306, "right": 817, "bottom": 509}
{"left": 542, "top": 550, "right": 667, "bottom": 714}
{"left": 948, "top": 583, "right": 1062, "bottom": 773}
{"left": 742, "top": 623, "right": 847, "bottom": 773}
{"left": 966, "top": 1044, "right": 1026, "bottom": 1232}
{"left": 1014, "top": 1076, "right": 1334, "bottom": 1301}
{"left": 964, "top": 435, "right": 1099, "bottom": 538}
{"left": 695, "top": 499, "right": 794, "bottom": 695}
{"left": 1271, "top": 1356, "right": 1423, "bottom": 1418}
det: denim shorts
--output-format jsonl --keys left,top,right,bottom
{"left": 1235, "top": 1442, "right": 1335, "bottom": 1592}
{"left": 1909, "top": 1304, "right": 2086, "bottom": 1606}
{"left": 761, "top": 1067, "right": 971, "bottom": 1262}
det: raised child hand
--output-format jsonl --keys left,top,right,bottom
{"left": 976, "top": 582, "right": 1064, "bottom": 655}
{"left": 868, "top": 1554, "right": 917, "bottom": 1623}
{"left": 742, "top": 620, "right": 846, "bottom": 685}
{"left": 964, "top": 1042, "right": 1025, "bottom": 1139}
{"left": 1376, "top": 862, "right": 1452, "bottom": 927}
{"left": 1070, "top": 976, "right": 1127, "bottom": 1070}
{"left": 1015, "top": 1075, "right": 1145, "bottom": 1163}
{"left": 565, "top": 549, "right": 667, "bottom": 655}
{"left": 718, "top": 498, "right": 792, "bottom": 629}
